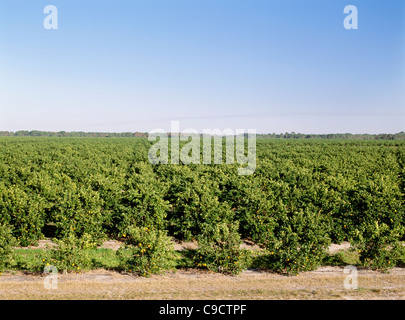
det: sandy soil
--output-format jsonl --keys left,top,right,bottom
{"left": 1, "top": 266, "right": 404, "bottom": 300}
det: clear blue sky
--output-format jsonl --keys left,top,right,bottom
{"left": 0, "top": 0, "right": 404, "bottom": 134}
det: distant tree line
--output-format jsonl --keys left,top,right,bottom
{"left": 0, "top": 131, "right": 148, "bottom": 138}
{"left": 256, "top": 132, "right": 405, "bottom": 140}
{"left": 0, "top": 130, "right": 404, "bottom": 140}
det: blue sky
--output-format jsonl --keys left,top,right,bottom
{"left": 0, "top": 0, "right": 404, "bottom": 134}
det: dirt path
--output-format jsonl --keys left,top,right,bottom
{"left": 4, "top": 240, "right": 404, "bottom": 299}
{"left": 1, "top": 267, "right": 404, "bottom": 300}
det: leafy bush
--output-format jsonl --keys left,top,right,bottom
{"left": 0, "top": 184, "right": 46, "bottom": 246}
{"left": 225, "top": 177, "right": 286, "bottom": 244}
{"left": 0, "top": 224, "right": 16, "bottom": 272}
{"left": 111, "top": 163, "right": 169, "bottom": 237}
{"left": 264, "top": 209, "right": 331, "bottom": 275}
{"left": 42, "top": 233, "right": 96, "bottom": 273}
{"left": 116, "top": 226, "right": 176, "bottom": 277}
{"left": 0, "top": 137, "right": 404, "bottom": 275}
{"left": 51, "top": 184, "right": 107, "bottom": 243}
{"left": 164, "top": 170, "right": 235, "bottom": 240}
{"left": 351, "top": 221, "right": 405, "bottom": 271}
{"left": 194, "top": 222, "right": 251, "bottom": 275}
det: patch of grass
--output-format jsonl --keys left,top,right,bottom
{"left": 13, "top": 249, "right": 46, "bottom": 272}
{"left": 88, "top": 248, "right": 120, "bottom": 270}
{"left": 322, "top": 250, "right": 360, "bottom": 266}
{"left": 11, "top": 248, "right": 120, "bottom": 273}
{"left": 9, "top": 244, "right": 393, "bottom": 275}
{"left": 11, "top": 247, "right": 204, "bottom": 273}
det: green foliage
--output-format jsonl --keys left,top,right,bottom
{"left": 0, "top": 224, "right": 17, "bottom": 272}
{"left": 351, "top": 221, "right": 405, "bottom": 271}
{"left": 52, "top": 185, "right": 106, "bottom": 243}
{"left": 264, "top": 209, "right": 331, "bottom": 275}
{"left": 0, "top": 137, "right": 404, "bottom": 275}
{"left": 42, "top": 233, "right": 96, "bottom": 273}
{"left": 194, "top": 222, "right": 251, "bottom": 275}
{"left": 163, "top": 167, "right": 235, "bottom": 240}
{"left": 116, "top": 226, "right": 176, "bottom": 277}
{"left": 111, "top": 162, "right": 169, "bottom": 236}
{"left": 0, "top": 184, "right": 46, "bottom": 246}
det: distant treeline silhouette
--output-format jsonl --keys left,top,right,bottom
{"left": 0, "top": 130, "right": 404, "bottom": 140}
{"left": 256, "top": 132, "right": 405, "bottom": 140}
{"left": 0, "top": 130, "right": 148, "bottom": 138}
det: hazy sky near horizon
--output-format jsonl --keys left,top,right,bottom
{"left": 0, "top": 0, "right": 404, "bottom": 134}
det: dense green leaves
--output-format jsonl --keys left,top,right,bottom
{"left": 264, "top": 209, "right": 331, "bottom": 275}
{"left": 194, "top": 221, "right": 251, "bottom": 275}
{"left": 117, "top": 226, "right": 176, "bottom": 276}
{"left": 0, "top": 137, "right": 404, "bottom": 275}
{"left": 0, "top": 223, "right": 16, "bottom": 272}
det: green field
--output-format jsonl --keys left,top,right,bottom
{"left": 0, "top": 137, "right": 404, "bottom": 275}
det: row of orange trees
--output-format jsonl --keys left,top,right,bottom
{"left": 0, "top": 137, "right": 404, "bottom": 274}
